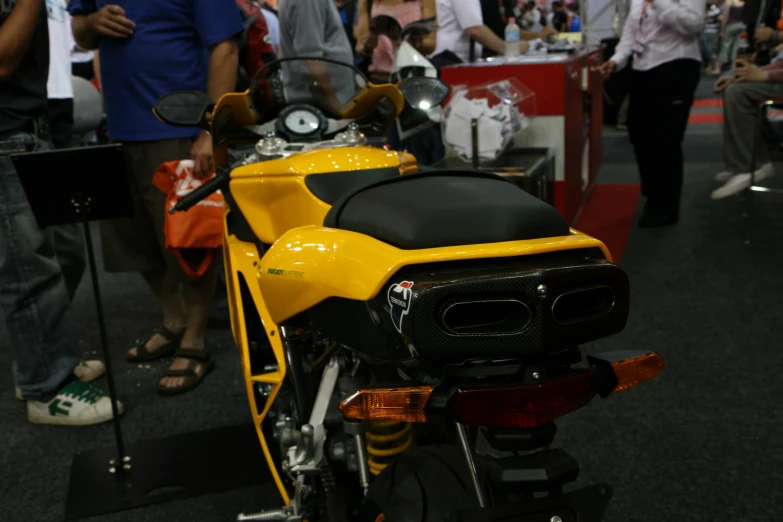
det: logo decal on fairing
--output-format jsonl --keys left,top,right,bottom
{"left": 387, "top": 281, "right": 414, "bottom": 333}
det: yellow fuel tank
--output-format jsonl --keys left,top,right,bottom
{"left": 228, "top": 146, "right": 417, "bottom": 245}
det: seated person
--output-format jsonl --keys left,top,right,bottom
{"left": 711, "top": 59, "right": 783, "bottom": 199}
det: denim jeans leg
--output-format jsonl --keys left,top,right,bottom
{"left": 52, "top": 224, "right": 86, "bottom": 302}
{"left": 0, "top": 134, "right": 80, "bottom": 401}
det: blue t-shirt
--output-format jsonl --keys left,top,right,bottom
{"left": 67, "top": 0, "right": 243, "bottom": 141}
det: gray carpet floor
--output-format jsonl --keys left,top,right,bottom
{"left": 3, "top": 79, "right": 783, "bottom": 521}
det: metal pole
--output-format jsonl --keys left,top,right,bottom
{"left": 471, "top": 118, "right": 479, "bottom": 170}
{"left": 354, "top": 433, "right": 370, "bottom": 494}
{"left": 80, "top": 194, "right": 126, "bottom": 471}
{"left": 455, "top": 423, "right": 486, "bottom": 507}
{"left": 581, "top": 0, "right": 588, "bottom": 47}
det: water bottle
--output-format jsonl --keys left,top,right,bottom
{"left": 505, "top": 18, "right": 520, "bottom": 60}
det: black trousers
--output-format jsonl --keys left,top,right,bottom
{"left": 628, "top": 59, "right": 701, "bottom": 214}
{"left": 46, "top": 98, "right": 74, "bottom": 149}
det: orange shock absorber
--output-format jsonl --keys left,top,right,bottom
{"left": 366, "top": 420, "right": 414, "bottom": 476}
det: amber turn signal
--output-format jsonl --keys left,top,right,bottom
{"left": 339, "top": 386, "right": 434, "bottom": 423}
{"left": 609, "top": 352, "right": 666, "bottom": 395}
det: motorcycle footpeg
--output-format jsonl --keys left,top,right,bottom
{"left": 292, "top": 424, "right": 315, "bottom": 465}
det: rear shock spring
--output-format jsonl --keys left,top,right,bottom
{"left": 366, "top": 420, "right": 414, "bottom": 476}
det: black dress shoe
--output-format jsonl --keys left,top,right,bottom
{"left": 639, "top": 201, "right": 679, "bottom": 228}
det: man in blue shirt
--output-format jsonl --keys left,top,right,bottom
{"left": 69, "top": 0, "right": 243, "bottom": 395}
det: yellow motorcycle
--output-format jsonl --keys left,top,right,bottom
{"left": 153, "top": 57, "right": 665, "bottom": 522}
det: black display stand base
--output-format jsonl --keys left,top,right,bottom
{"left": 11, "top": 145, "right": 271, "bottom": 521}
{"left": 64, "top": 423, "right": 271, "bottom": 521}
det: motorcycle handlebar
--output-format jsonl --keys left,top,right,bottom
{"left": 169, "top": 169, "right": 229, "bottom": 214}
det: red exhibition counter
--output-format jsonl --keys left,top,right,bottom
{"left": 440, "top": 48, "right": 604, "bottom": 225}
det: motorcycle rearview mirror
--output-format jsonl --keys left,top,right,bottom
{"left": 153, "top": 90, "right": 215, "bottom": 129}
{"left": 398, "top": 77, "right": 449, "bottom": 110}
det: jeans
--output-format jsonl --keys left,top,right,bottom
{"left": 723, "top": 81, "right": 783, "bottom": 173}
{"left": 699, "top": 32, "right": 715, "bottom": 63}
{"left": 0, "top": 132, "right": 86, "bottom": 401}
{"left": 719, "top": 23, "right": 746, "bottom": 67}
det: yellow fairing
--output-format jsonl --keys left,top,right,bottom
{"left": 258, "top": 227, "right": 611, "bottom": 325}
{"left": 224, "top": 230, "right": 292, "bottom": 504}
{"left": 229, "top": 147, "right": 414, "bottom": 245}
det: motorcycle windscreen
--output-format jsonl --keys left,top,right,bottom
{"left": 248, "top": 57, "right": 366, "bottom": 122}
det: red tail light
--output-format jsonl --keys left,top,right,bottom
{"left": 446, "top": 371, "right": 599, "bottom": 428}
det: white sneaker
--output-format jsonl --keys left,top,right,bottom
{"left": 27, "top": 380, "right": 123, "bottom": 426}
{"left": 715, "top": 162, "right": 772, "bottom": 183}
{"left": 15, "top": 360, "right": 106, "bottom": 400}
{"left": 712, "top": 163, "right": 774, "bottom": 200}
{"left": 715, "top": 170, "right": 734, "bottom": 183}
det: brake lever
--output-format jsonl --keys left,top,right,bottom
{"left": 169, "top": 165, "right": 231, "bottom": 214}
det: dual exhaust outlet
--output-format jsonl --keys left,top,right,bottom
{"left": 440, "top": 286, "right": 616, "bottom": 336}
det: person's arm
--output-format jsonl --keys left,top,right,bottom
{"left": 206, "top": 39, "right": 239, "bottom": 104}
{"left": 465, "top": 25, "right": 530, "bottom": 54}
{"left": 0, "top": 0, "right": 44, "bottom": 81}
{"left": 93, "top": 49, "right": 101, "bottom": 89}
{"left": 418, "top": 0, "right": 437, "bottom": 55}
{"left": 608, "top": 1, "right": 639, "bottom": 71}
{"left": 648, "top": 0, "right": 704, "bottom": 36}
{"left": 720, "top": 0, "right": 730, "bottom": 34}
{"left": 354, "top": 0, "right": 371, "bottom": 52}
{"left": 192, "top": 0, "right": 243, "bottom": 177}
{"left": 70, "top": 3, "right": 135, "bottom": 51}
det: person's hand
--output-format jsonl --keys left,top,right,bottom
{"left": 594, "top": 60, "right": 617, "bottom": 78}
{"left": 190, "top": 132, "right": 213, "bottom": 179}
{"left": 735, "top": 61, "right": 770, "bottom": 82}
{"left": 88, "top": 5, "right": 135, "bottom": 39}
{"left": 713, "top": 75, "right": 735, "bottom": 92}
{"left": 520, "top": 40, "right": 531, "bottom": 54}
{"left": 775, "top": 42, "right": 783, "bottom": 54}
{"left": 538, "top": 26, "right": 558, "bottom": 39}
{"left": 756, "top": 25, "right": 775, "bottom": 43}
{"left": 358, "top": 33, "right": 379, "bottom": 56}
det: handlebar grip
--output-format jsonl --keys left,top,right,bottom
{"left": 169, "top": 173, "right": 227, "bottom": 214}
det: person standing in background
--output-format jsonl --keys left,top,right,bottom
{"left": 441, "top": 0, "right": 551, "bottom": 64}
{"left": 550, "top": 1, "right": 569, "bottom": 32}
{"left": 45, "top": 0, "right": 75, "bottom": 149}
{"left": 718, "top": 0, "right": 745, "bottom": 70}
{"left": 69, "top": 0, "right": 243, "bottom": 395}
{"left": 597, "top": 0, "right": 704, "bottom": 228}
{"left": 521, "top": 1, "right": 544, "bottom": 32}
{"left": 703, "top": 0, "right": 723, "bottom": 75}
{"left": 355, "top": 0, "right": 437, "bottom": 83}
{"left": 279, "top": 0, "right": 356, "bottom": 110}
{"left": 1, "top": 0, "right": 120, "bottom": 425}
{"left": 68, "top": 0, "right": 95, "bottom": 80}
{"left": 259, "top": 1, "right": 281, "bottom": 56}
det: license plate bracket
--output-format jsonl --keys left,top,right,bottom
{"left": 450, "top": 483, "right": 613, "bottom": 522}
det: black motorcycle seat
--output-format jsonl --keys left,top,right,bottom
{"left": 323, "top": 170, "right": 570, "bottom": 250}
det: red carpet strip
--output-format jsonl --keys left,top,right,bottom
{"left": 574, "top": 184, "right": 641, "bottom": 264}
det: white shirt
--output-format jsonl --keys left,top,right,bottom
{"left": 259, "top": 5, "right": 280, "bottom": 50}
{"left": 610, "top": 0, "right": 704, "bottom": 72}
{"left": 434, "top": 0, "right": 483, "bottom": 63}
{"left": 524, "top": 8, "right": 543, "bottom": 32}
{"left": 46, "top": 0, "right": 74, "bottom": 99}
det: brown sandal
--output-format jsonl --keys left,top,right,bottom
{"left": 157, "top": 348, "right": 215, "bottom": 396}
{"left": 126, "top": 327, "right": 184, "bottom": 363}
